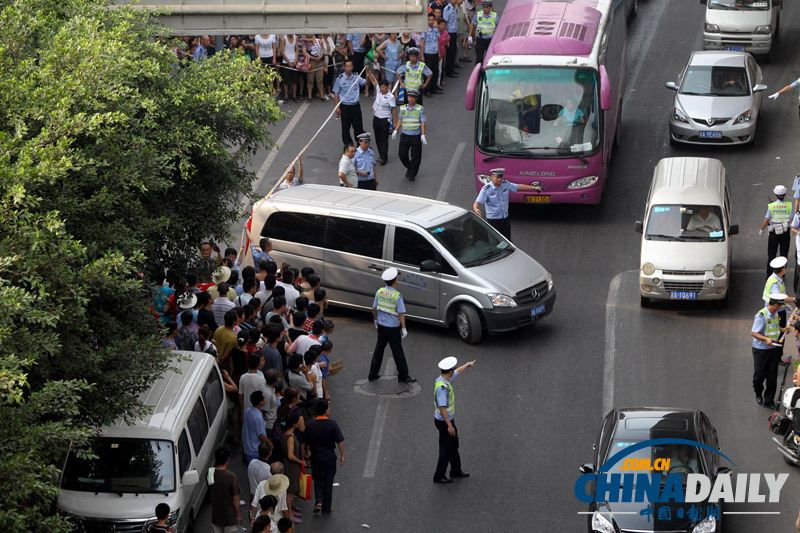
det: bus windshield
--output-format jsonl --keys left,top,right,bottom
{"left": 477, "top": 67, "right": 600, "bottom": 158}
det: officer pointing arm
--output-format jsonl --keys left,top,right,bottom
{"left": 437, "top": 359, "right": 475, "bottom": 436}
{"left": 473, "top": 168, "right": 542, "bottom": 217}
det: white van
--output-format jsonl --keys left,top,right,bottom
{"left": 701, "top": 0, "right": 782, "bottom": 61}
{"left": 246, "top": 185, "right": 556, "bottom": 343}
{"left": 57, "top": 351, "right": 227, "bottom": 532}
{"left": 635, "top": 157, "right": 739, "bottom": 307}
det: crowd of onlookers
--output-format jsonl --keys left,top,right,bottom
{"left": 170, "top": 0, "right": 479, "bottom": 105}
{"left": 152, "top": 239, "right": 345, "bottom": 532}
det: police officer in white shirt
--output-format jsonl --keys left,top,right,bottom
{"left": 367, "top": 70, "right": 397, "bottom": 165}
{"left": 473, "top": 168, "right": 542, "bottom": 240}
{"left": 759, "top": 185, "right": 793, "bottom": 276}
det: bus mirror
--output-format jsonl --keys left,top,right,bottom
{"left": 599, "top": 65, "right": 611, "bottom": 111}
{"left": 465, "top": 64, "right": 482, "bottom": 111}
{"left": 700, "top": 0, "right": 707, "bottom": 4}
{"left": 729, "top": 224, "right": 739, "bottom": 236}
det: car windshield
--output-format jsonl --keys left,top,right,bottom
{"left": 603, "top": 440, "right": 707, "bottom": 485}
{"left": 477, "top": 67, "right": 600, "bottom": 158}
{"left": 646, "top": 205, "right": 725, "bottom": 242}
{"left": 61, "top": 438, "right": 175, "bottom": 494}
{"left": 680, "top": 65, "right": 749, "bottom": 97}
{"left": 427, "top": 213, "right": 513, "bottom": 267}
{"left": 709, "top": 0, "right": 770, "bottom": 10}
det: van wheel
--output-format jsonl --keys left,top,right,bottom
{"left": 640, "top": 295, "right": 651, "bottom": 308}
{"left": 455, "top": 304, "right": 482, "bottom": 344}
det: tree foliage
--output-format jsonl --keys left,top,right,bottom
{"left": 0, "top": 0, "right": 282, "bottom": 528}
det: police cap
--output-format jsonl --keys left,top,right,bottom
{"left": 406, "top": 88, "right": 420, "bottom": 97}
{"left": 774, "top": 185, "right": 788, "bottom": 196}
{"left": 481, "top": 0, "right": 492, "bottom": 5}
{"left": 407, "top": 47, "right": 421, "bottom": 56}
{"left": 770, "top": 256, "right": 788, "bottom": 269}
{"left": 438, "top": 356, "right": 458, "bottom": 371}
{"left": 381, "top": 267, "right": 399, "bottom": 281}
{"left": 490, "top": 168, "right": 505, "bottom": 178}
{"left": 357, "top": 132, "right": 371, "bottom": 142}
{"left": 769, "top": 293, "right": 788, "bottom": 305}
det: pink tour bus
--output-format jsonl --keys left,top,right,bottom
{"left": 465, "top": 0, "right": 628, "bottom": 204}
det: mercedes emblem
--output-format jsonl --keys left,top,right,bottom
{"left": 532, "top": 288, "right": 540, "bottom": 301}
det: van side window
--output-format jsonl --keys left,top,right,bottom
{"left": 393, "top": 227, "right": 456, "bottom": 275}
{"left": 187, "top": 398, "right": 209, "bottom": 453}
{"left": 325, "top": 217, "right": 385, "bottom": 259}
{"left": 178, "top": 429, "right": 192, "bottom": 477}
{"left": 202, "top": 369, "right": 224, "bottom": 426}
{"left": 263, "top": 212, "right": 327, "bottom": 247}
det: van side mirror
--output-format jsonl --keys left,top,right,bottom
{"left": 579, "top": 463, "right": 595, "bottom": 474}
{"left": 700, "top": 0, "right": 707, "bottom": 4}
{"left": 665, "top": 81, "right": 678, "bottom": 90}
{"left": 419, "top": 259, "right": 441, "bottom": 273}
{"left": 753, "top": 84, "right": 768, "bottom": 93}
{"left": 773, "top": 0, "right": 781, "bottom": 7}
{"left": 729, "top": 224, "right": 739, "bottom": 236}
{"left": 634, "top": 221, "right": 643, "bottom": 234}
{"left": 181, "top": 469, "right": 199, "bottom": 486}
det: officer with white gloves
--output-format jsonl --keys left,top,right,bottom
{"left": 392, "top": 89, "right": 427, "bottom": 182}
{"left": 760, "top": 185, "right": 793, "bottom": 276}
{"left": 768, "top": 77, "right": 800, "bottom": 119}
{"left": 368, "top": 267, "right": 417, "bottom": 384}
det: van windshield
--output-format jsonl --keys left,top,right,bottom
{"left": 61, "top": 438, "right": 175, "bottom": 494}
{"left": 646, "top": 205, "right": 725, "bottom": 242}
{"left": 709, "top": 0, "right": 770, "bottom": 10}
{"left": 427, "top": 213, "right": 514, "bottom": 267}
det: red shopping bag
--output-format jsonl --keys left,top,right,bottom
{"left": 298, "top": 463, "right": 313, "bottom": 500}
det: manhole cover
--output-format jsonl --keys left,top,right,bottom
{"left": 354, "top": 376, "right": 421, "bottom": 398}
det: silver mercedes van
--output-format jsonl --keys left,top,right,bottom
{"left": 247, "top": 185, "right": 556, "bottom": 343}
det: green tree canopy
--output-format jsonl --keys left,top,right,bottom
{"left": 0, "top": 0, "right": 281, "bottom": 528}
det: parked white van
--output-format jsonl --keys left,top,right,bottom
{"left": 635, "top": 157, "right": 739, "bottom": 307}
{"left": 57, "top": 351, "right": 227, "bottom": 532}
{"left": 701, "top": 0, "right": 782, "bottom": 61}
{"left": 247, "top": 185, "right": 556, "bottom": 343}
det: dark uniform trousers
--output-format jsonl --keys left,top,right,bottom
{"left": 373, "top": 115, "right": 391, "bottom": 163}
{"left": 398, "top": 133, "right": 422, "bottom": 179}
{"left": 488, "top": 216, "right": 511, "bottom": 240}
{"left": 475, "top": 38, "right": 492, "bottom": 64}
{"left": 310, "top": 449, "right": 337, "bottom": 513}
{"left": 369, "top": 325, "right": 410, "bottom": 380}
{"left": 340, "top": 103, "right": 364, "bottom": 145}
{"left": 352, "top": 50, "right": 366, "bottom": 76}
{"left": 446, "top": 33, "right": 458, "bottom": 75}
{"left": 424, "top": 52, "right": 440, "bottom": 94}
{"left": 434, "top": 418, "right": 462, "bottom": 480}
{"left": 357, "top": 179, "right": 377, "bottom": 190}
{"left": 766, "top": 230, "right": 791, "bottom": 276}
{"left": 753, "top": 346, "right": 781, "bottom": 402}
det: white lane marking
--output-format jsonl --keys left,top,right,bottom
{"left": 363, "top": 396, "right": 389, "bottom": 478}
{"left": 436, "top": 142, "right": 467, "bottom": 201}
{"left": 255, "top": 102, "right": 311, "bottom": 183}
{"left": 624, "top": 0, "right": 669, "bottom": 99}
{"left": 603, "top": 270, "right": 632, "bottom": 415}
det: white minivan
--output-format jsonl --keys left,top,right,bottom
{"left": 57, "top": 351, "right": 227, "bottom": 532}
{"left": 701, "top": 0, "right": 782, "bottom": 61}
{"left": 635, "top": 157, "right": 739, "bottom": 307}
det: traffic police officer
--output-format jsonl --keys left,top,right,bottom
{"left": 473, "top": 168, "right": 542, "bottom": 240}
{"left": 433, "top": 356, "right": 476, "bottom": 484}
{"left": 333, "top": 59, "right": 367, "bottom": 145}
{"left": 471, "top": 0, "right": 499, "bottom": 65}
{"left": 395, "top": 48, "right": 433, "bottom": 105}
{"left": 392, "top": 89, "right": 426, "bottom": 182}
{"left": 763, "top": 256, "right": 797, "bottom": 326}
{"left": 751, "top": 293, "right": 789, "bottom": 410}
{"left": 759, "top": 185, "right": 793, "bottom": 276}
{"left": 354, "top": 132, "right": 378, "bottom": 190}
{"left": 368, "top": 267, "right": 416, "bottom": 383}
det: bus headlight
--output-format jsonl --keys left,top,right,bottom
{"left": 477, "top": 173, "right": 491, "bottom": 184}
{"left": 567, "top": 176, "right": 599, "bottom": 189}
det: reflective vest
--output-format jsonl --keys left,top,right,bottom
{"left": 434, "top": 377, "right": 455, "bottom": 417}
{"left": 403, "top": 61, "right": 427, "bottom": 90}
{"left": 375, "top": 286, "right": 400, "bottom": 315}
{"left": 477, "top": 11, "right": 498, "bottom": 38}
{"left": 762, "top": 274, "right": 786, "bottom": 303}
{"left": 758, "top": 308, "right": 781, "bottom": 341}
{"left": 400, "top": 105, "right": 422, "bottom": 132}
{"left": 768, "top": 200, "right": 792, "bottom": 226}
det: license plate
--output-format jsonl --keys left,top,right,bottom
{"left": 526, "top": 195, "right": 550, "bottom": 204}
{"left": 699, "top": 131, "right": 722, "bottom": 138}
{"left": 531, "top": 304, "right": 546, "bottom": 316}
{"left": 725, "top": 46, "right": 745, "bottom": 52}
{"left": 670, "top": 291, "right": 697, "bottom": 300}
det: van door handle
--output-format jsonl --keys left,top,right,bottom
{"left": 368, "top": 264, "right": 382, "bottom": 271}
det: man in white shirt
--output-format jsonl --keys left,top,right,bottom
{"left": 288, "top": 321, "right": 323, "bottom": 355}
{"left": 277, "top": 157, "right": 304, "bottom": 190}
{"left": 247, "top": 442, "right": 273, "bottom": 502}
{"left": 337, "top": 143, "right": 358, "bottom": 188}
{"left": 210, "top": 282, "right": 236, "bottom": 326}
{"left": 686, "top": 206, "right": 721, "bottom": 233}
{"left": 239, "top": 353, "right": 268, "bottom": 413}
{"left": 275, "top": 269, "right": 300, "bottom": 309}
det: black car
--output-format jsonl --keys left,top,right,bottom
{"left": 580, "top": 408, "right": 728, "bottom": 533}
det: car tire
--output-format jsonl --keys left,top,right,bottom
{"left": 783, "top": 454, "right": 796, "bottom": 467}
{"left": 455, "top": 304, "right": 482, "bottom": 344}
{"left": 640, "top": 295, "right": 651, "bottom": 308}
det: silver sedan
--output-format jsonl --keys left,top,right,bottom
{"left": 666, "top": 51, "right": 767, "bottom": 146}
